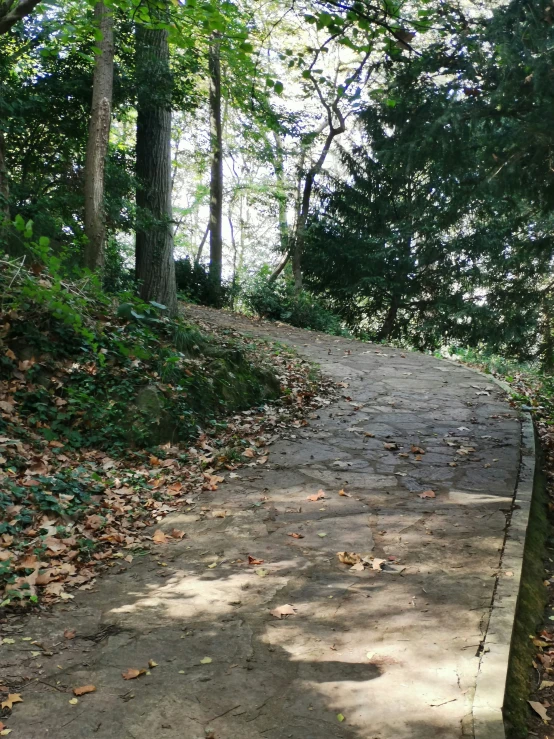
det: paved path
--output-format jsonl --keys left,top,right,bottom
{"left": 4, "top": 308, "right": 524, "bottom": 739}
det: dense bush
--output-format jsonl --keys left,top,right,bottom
{"left": 243, "top": 270, "right": 346, "bottom": 335}
{"left": 175, "top": 257, "right": 238, "bottom": 308}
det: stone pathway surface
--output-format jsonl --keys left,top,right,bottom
{"left": 3, "top": 307, "right": 523, "bottom": 739}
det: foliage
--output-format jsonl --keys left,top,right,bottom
{"left": 175, "top": 256, "right": 237, "bottom": 308}
{"left": 303, "top": 11, "right": 554, "bottom": 360}
{"left": 243, "top": 268, "right": 346, "bottom": 335}
{"left": 0, "top": 239, "right": 282, "bottom": 452}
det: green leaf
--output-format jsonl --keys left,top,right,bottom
{"left": 274, "top": 81, "right": 284, "bottom": 94}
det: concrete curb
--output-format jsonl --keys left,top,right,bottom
{"left": 457, "top": 371, "right": 536, "bottom": 739}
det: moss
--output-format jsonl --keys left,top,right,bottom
{"left": 504, "top": 438, "right": 550, "bottom": 738}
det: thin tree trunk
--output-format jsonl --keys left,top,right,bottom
{"left": 135, "top": 19, "right": 177, "bottom": 315}
{"left": 0, "top": 131, "right": 9, "bottom": 226}
{"left": 268, "top": 253, "right": 289, "bottom": 283}
{"left": 208, "top": 37, "right": 223, "bottom": 301}
{"left": 274, "top": 132, "right": 288, "bottom": 254}
{"left": 83, "top": 0, "right": 114, "bottom": 271}
{"left": 194, "top": 222, "right": 210, "bottom": 265}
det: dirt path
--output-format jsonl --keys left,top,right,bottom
{"left": 2, "top": 307, "right": 523, "bottom": 739}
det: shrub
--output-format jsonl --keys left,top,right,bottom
{"left": 175, "top": 257, "right": 238, "bottom": 308}
{"left": 243, "top": 270, "right": 346, "bottom": 335}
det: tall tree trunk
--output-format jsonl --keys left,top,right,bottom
{"left": 0, "top": 131, "right": 9, "bottom": 227}
{"left": 376, "top": 295, "right": 399, "bottom": 341}
{"left": 208, "top": 38, "right": 223, "bottom": 301}
{"left": 135, "top": 20, "right": 177, "bottom": 315}
{"left": 274, "top": 132, "right": 288, "bottom": 254}
{"left": 194, "top": 222, "right": 210, "bottom": 265}
{"left": 83, "top": 1, "right": 114, "bottom": 272}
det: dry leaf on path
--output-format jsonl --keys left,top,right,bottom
{"left": 307, "top": 490, "right": 325, "bottom": 501}
{"left": 383, "top": 442, "right": 398, "bottom": 450}
{"left": 248, "top": 555, "right": 264, "bottom": 565}
{"left": 200, "top": 657, "right": 212, "bottom": 664}
{"left": 350, "top": 562, "right": 365, "bottom": 572}
{"left": 170, "top": 529, "right": 185, "bottom": 539}
{"left": 372, "top": 558, "right": 386, "bottom": 570}
{"left": 411, "top": 445, "right": 425, "bottom": 454}
{"left": 73, "top": 685, "right": 96, "bottom": 696}
{"left": 0, "top": 695, "right": 22, "bottom": 710}
{"left": 338, "top": 489, "right": 352, "bottom": 497}
{"left": 270, "top": 604, "right": 297, "bottom": 619}
{"left": 148, "top": 660, "right": 158, "bottom": 668}
{"left": 418, "top": 490, "right": 436, "bottom": 499}
{"left": 122, "top": 668, "right": 146, "bottom": 680}
{"left": 64, "top": 628, "right": 77, "bottom": 639}
{"left": 152, "top": 530, "right": 168, "bottom": 544}
{"left": 287, "top": 532, "right": 304, "bottom": 539}
{"left": 243, "top": 448, "right": 255, "bottom": 458}
{"left": 529, "top": 701, "right": 550, "bottom": 721}
{"left": 337, "top": 552, "right": 361, "bottom": 565}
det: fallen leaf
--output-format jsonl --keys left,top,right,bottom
{"left": 69, "top": 698, "right": 79, "bottom": 705}
{"left": 337, "top": 714, "right": 345, "bottom": 722}
{"left": 270, "top": 604, "right": 297, "bottom": 619}
{"left": 529, "top": 700, "right": 550, "bottom": 721}
{"left": 148, "top": 660, "right": 158, "bottom": 668}
{"left": 243, "top": 448, "right": 255, "bottom": 458}
{"left": 1, "top": 695, "right": 22, "bottom": 710}
{"left": 73, "top": 685, "right": 96, "bottom": 696}
{"left": 64, "top": 628, "right": 76, "bottom": 640}
{"left": 338, "top": 489, "right": 352, "bottom": 497}
{"left": 418, "top": 490, "right": 436, "bottom": 499}
{"left": 411, "top": 445, "right": 425, "bottom": 454}
{"left": 383, "top": 442, "right": 398, "bottom": 450}
{"left": 122, "top": 668, "right": 146, "bottom": 680}
{"left": 337, "top": 552, "right": 361, "bottom": 565}
{"left": 307, "top": 490, "right": 326, "bottom": 501}
{"left": 318, "top": 532, "right": 327, "bottom": 537}
{"left": 212, "top": 510, "right": 227, "bottom": 518}
{"left": 256, "top": 569, "right": 268, "bottom": 577}
{"left": 540, "top": 681, "right": 554, "bottom": 690}
{"left": 0, "top": 728, "right": 12, "bottom": 736}
{"left": 200, "top": 657, "right": 212, "bottom": 664}
{"left": 372, "top": 558, "right": 386, "bottom": 570}
{"left": 170, "top": 529, "right": 185, "bottom": 539}
{"left": 350, "top": 562, "right": 365, "bottom": 572}
{"left": 248, "top": 555, "right": 264, "bottom": 565}
{"left": 152, "top": 529, "right": 168, "bottom": 544}
{"left": 287, "top": 532, "right": 304, "bottom": 539}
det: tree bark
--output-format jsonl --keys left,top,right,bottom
{"left": 135, "top": 20, "right": 177, "bottom": 315}
{"left": 208, "top": 38, "right": 223, "bottom": 301}
{"left": 274, "top": 132, "right": 288, "bottom": 254}
{"left": 0, "top": 131, "right": 9, "bottom": 225}
{"left": 0, "top": 0, "right": 41, "bottom": 35}
{"left": 83, "top": 1, "right": 114, "bottom": 272}
{"left": 376, "top": 295, "right": 399, "bottom": 341}
{"left": 194, "top": 222, "right": 210, "bottom": 265}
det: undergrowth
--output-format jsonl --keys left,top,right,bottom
{"left": 0, "top": 242, "right": 280, "bottom": 452}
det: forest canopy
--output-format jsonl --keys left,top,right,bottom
{"left": 1, "top": 0, "right": 553, "bottom": 362}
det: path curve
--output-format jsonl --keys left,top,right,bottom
{"left": 4, "top": 307, "right": 528, "bottom": 739}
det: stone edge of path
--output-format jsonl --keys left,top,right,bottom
{"left": 454, "top": 368, "right": 535, "bottom": 739}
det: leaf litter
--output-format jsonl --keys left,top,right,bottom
{"left": 0, "top": 324, "right": 335, "bottom": 610}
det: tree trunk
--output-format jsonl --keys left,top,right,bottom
{"left": 274, "top": 132, "right": 288, "bottom": 254}
{"left": 208, "top": 38, "right": 223, "bottom": 301}
{"left": 83, "top": 0, "right": 114, "bottom": 272}
{"left": 194, "top": 222, "right": 210, "bottom": 265}
{"left": 0, "top": 131, "right": 9, "bottom": 226}
{"left": 376, "top": 295, "right": 399, "bottom": 341}
{"left": 135, "top": 20, "right": 177, "bottom": 315}
{"left": 0, "top": 0, "right": 42, "bottom": 35}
